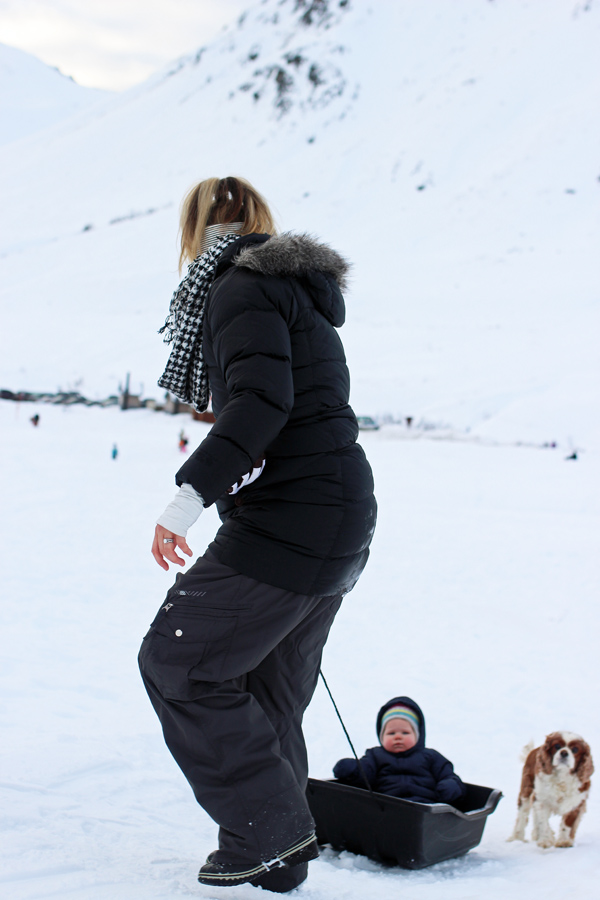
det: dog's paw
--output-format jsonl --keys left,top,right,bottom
{"left": 554, "top": 839, "right": 574, "bottom": 848}
{"left": 507, "top": 833, "right": 526, "bottom": 843}
{"left": 536, "top": 838, "right": 554, "bottom": 849}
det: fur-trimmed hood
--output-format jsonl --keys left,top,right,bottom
{"left": 225, "top": 232, "right": 350, "bottom": 328}
{"left": 234, "top": 232, "right": 350, "bottom": 291}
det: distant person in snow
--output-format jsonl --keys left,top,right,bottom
{"left": 111, "top": 444, "right": 118, "bottom": 460}
{"left": 178, "top": 428, "right": 189, "bottom": 452}
{"left": 30, "top": 413, "right": 40, "bottom": 427}
{"left": 334, "top": 697, "right": 466, "bottom": 804}
{"left": 138, "top": 176, "right": 376, "bottom": 893}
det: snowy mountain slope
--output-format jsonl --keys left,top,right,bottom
{"left": 0, "top": 42, "right": 107, "bottom": 146}
{"left": 0, "top": 0, "right": 599, "bottom": 447}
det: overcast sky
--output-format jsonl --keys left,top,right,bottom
{"left": 0, "top": 0, "right": 248, "bottom": 91}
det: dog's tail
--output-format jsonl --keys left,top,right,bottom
{"left": 520, "top": 740, "right": 535, "bottom": 763}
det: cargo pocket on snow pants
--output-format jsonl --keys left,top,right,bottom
{"left": 138, "top": 599, "right": 242, "bottom": 701}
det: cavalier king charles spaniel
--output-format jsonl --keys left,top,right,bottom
{"left": 508, "top": 731, "right": 593, "bottom": 848}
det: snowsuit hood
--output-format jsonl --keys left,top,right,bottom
{"left": 376, "top": 696, "right": 426, "bottom": 755}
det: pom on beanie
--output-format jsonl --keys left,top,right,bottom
{"left": 379, "top": 705, "right": 420, "bottom": 743}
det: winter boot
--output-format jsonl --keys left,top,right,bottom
{"left": 197, "top": 833, "right": 318, "bottom": 888}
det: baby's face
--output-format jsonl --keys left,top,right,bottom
{"left": 381, "top": 718, "right": 417, "bottom": 753}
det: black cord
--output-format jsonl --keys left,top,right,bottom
{"left": 319, "top": 669, "right": 380, "bottom": 801}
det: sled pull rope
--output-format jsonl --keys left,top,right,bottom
{"left": 319, "top": 669, "right": 383, "bottom": 806}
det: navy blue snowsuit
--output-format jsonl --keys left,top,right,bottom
{"left": 333, "top": 696, "right": 466, "bottom": 804}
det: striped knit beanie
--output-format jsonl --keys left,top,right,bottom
{"left": 379, "top": 705, "right": 420, "bottom": 742}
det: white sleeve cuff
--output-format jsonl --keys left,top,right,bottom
{"left": 156, "top": 483, "right": 204, "bottom": 537}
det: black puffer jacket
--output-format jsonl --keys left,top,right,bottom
{"left": 333, "top": 696, "right": 466, "bottom": 804}
{"left": 176, "top": 233, "right": 377, "bottom": 596}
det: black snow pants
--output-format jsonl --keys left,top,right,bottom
{"left": 138, "top": 550, "right": 343, "bottom": 881}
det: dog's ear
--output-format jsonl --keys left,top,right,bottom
{"left": 574, "top": 740, "right": 594, "bottom": 784}
{"left": 541, "top": 733, "right": 562, "bottom": 773}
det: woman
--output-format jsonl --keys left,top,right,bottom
{"left": 138, "top": 176, "right": 376, "bottom": 893}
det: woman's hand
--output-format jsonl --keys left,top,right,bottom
{"left": 152, "top": 524, "right": 193, "bottom": 571}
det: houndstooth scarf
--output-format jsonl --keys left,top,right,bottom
{"left": 157, "top": 232, "right": 242, "bottom": 412}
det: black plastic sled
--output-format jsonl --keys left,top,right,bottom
{"left": 306, "top": 778, "right": 502, "bottom": 870}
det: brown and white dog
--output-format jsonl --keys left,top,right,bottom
{"left": 508, "top": 732, "right": 594, "bottom": 848}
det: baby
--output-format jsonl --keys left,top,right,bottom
{"left": 333, "top": 696, "right": 466, "bottom": 804}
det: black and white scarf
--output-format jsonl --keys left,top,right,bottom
{"left": 157, "top": 232, "right": 241, "bottom": 412}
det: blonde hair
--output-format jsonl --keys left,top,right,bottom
{"left": 178, "top": 176, "right": 277, "bottom": 270}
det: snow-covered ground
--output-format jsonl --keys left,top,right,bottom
{"left": 1, "top": 399, "right": 598, "bottom": 899}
